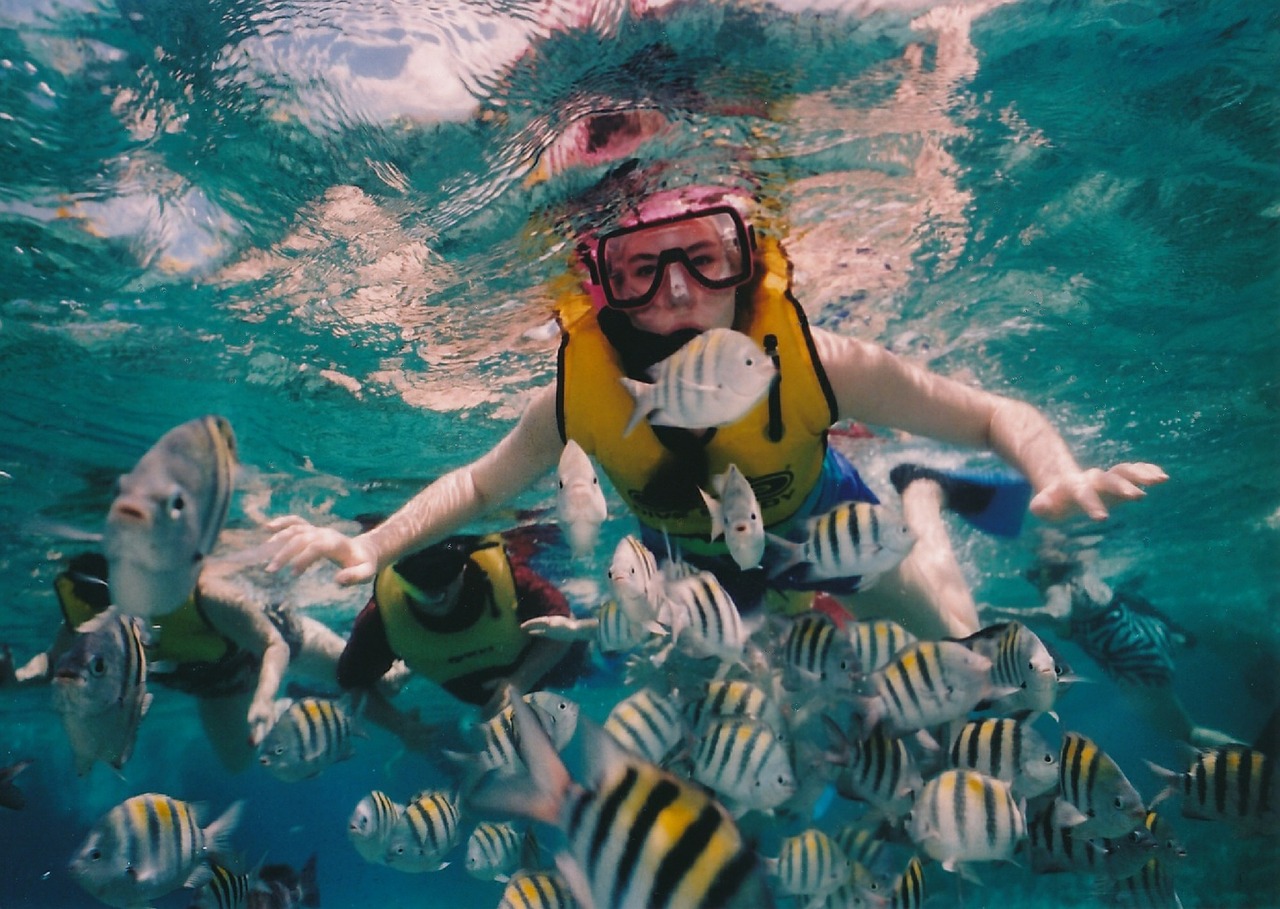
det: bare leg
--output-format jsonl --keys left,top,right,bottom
{"left": 854, "top": 479, "right": 979, "bottom": 640}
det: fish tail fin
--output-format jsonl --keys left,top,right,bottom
{"left": 764, "top": 533, "right": 805, "bottom": 580}
{"left": 205, "top": 800, "right": 245, "bottom": 860}
{"left": 1143, "top": 760, "right": 1181, "bottom": 809}
{"left": 299, "top": 853, "right": 321, "bottom": 908}
{"left": 468, "top": 685, "right": 569, "bottom": 828}
{"left": 619, "top": 378, "right": 651, "bottom": 437}
{"left": 699, "top": 488, "right": 723, "bottom": 541}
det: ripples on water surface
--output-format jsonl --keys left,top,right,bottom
{"left": 1, "top": 0, "right": 1277, "bottom": 906}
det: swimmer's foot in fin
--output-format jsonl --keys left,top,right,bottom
{"left": 889, "top": 463, "right": 1033, "bottom": 538}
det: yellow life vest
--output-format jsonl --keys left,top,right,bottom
{"left": 375, "top": 535, "right": 530, "bottom": 686}
{"left": 557, "top": 236, "right": 838, "bottom": 548}
{"left": 55, "top": 569, "right": 232, "bottom": 665}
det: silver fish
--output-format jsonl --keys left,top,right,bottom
{"left": 1028, "top": 801, "right": 1158, "bottom": 878}
{"left": 556, "top": 439, "right": 608, "bottom": 559}
{"left": 906, "top": 770, "right": 1026, "bottom": 876}
{"left": 104, "top": 415, "right": 237, "bottom": 619}
{"left": 620, "top": 328, "right": 777, "bottom": 437}
{"left": 683, "top": 678, "right": 788, "bottom": 743}
{"left": 767, "top": 501, "right": 915, "bottom": 584}
{"left": 69, "top": 793, "right": 243, "bottom": 909}
{"left": 853, "top": 640, "right": 1003, "bottom": 738}
{"left": 1146, "top": 746, "right": 1279, "bottom": 835}
{"left": 384, "top": 789, "right": 461, "bottom": 873}
{"left": 348, "top": 790, "right": 402, "bottom": 866}
{"left": 191, "top": 854, "right": 319, "bottom": 909}
{"left": 52, "top": 608, "right": 151, "bottom": 776}
{"left": 607, "top": 534, "right": 665, "bottom": 630}
{"left": 656, "top": 570, "right": 749, "bottom": 666}
{"left": 829, "top": 725, "right": 923, "bottom": 821}
{"left": 464, "top": 821, "right": 536, "bottom": 883}
{"left": 780, "top": 611, "right": 860, "bottom": 694}
{"left": 1054, "top": 732, "right": 1147, "bottom": 838}
{"left": 690, "top": 717, "right": 797, "bottom": 816}
{"left": 497, "top": 870, "right": 576, "bottom": 909}
{"left": 959, "top": 621, "right": 1062, "bottom": 717}
{"left": 257, "top": 696, "right": 357, "bottom": 782}
{"left": 767, "top": 828, "right": 851, "bottom": 900}
{"left": 699, "top": 463, "right": 765, "bottom": 570}
{"left": 847, "top": 619, "right": 916, "bottom": 674}
{"left": 947, "top": 715, "right": 1059, "bottom": 800}
{"left": 604, "top": 687, "right": 685, "bottom": 766}
{"left": 470, "top": 686, "right": 774, "bottom": 909}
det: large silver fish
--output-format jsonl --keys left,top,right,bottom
{"left": 69, "top": 792, "right": 243, "bottom": 909}
{"left": 104, "top": 415, "right": 237, "bottom": 619}
{"left": 51, "top": 608, "right": 151, "bottom": 776}
{"left": 556, "top": 439, "right": 608, "bottom": 559}
{"left": 620, "top": 328, "right": 777, "bottom": 437}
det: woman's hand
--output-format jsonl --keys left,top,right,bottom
{"left": 1029, "top": 462, "right": 1168, "bottom": 522}
{"left": 264, "top": 516, "right": 379, "bottom": 586}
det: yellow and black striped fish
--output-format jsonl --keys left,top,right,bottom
{"left": 604, "top": 687, "right": 685, "bottom": 766}
{"left": 1147, "top": 745, "right": 1278, "bottom": 835}
{"left": 1028, "top": 799, "right": 1157, "bottom": 878}
{"left": 348, "top": 789, "right": 402, "bottom": 866}
{"left": 1055, "top": 732, "right": 1147, "bottom": 838}
{"left": 766, "top": 828, "right": 850, "bottom": 900}
{"left": 853, "top": 640, "right": 1000, "bottom": 737}
{"left": 906, "top": 770, "right": 1026, "bottom": 873}
{"left": 68, "top": 793, "right": 243, "bottom": 908}
{"left": 767, "top": 500, "right": 915, "bottom": 584}
{"left": 683, "top": 678, "right": 788, "bottom": 742}
{"left": 498, "top": 870, "right": 575, "bottom": 909}
{"left": 947, "top": 715, "right": 1059, "bottom": 800}
{"left": 847, "top": 618, "right": 917, "bottom": 674}
{"left": 385, "top": 789, "right": 461, "bottom": 873}
{"left": 257, "top": 696, "right": 357, "bottom": 782}
{"left": 471, "top": 685, "right": 775, "bottom": 909}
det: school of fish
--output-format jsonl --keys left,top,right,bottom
{"left": 17, "top": 394, "right": 1273, "bottom": 909}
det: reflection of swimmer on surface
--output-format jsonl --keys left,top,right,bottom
{"left": 263, "top": 169, "right": 1167, "bottom": 643}
{"left": 337, "top": 525, "right": 588, "bottom": 717}
{"left": 0, "top": 551, "right": 430, "bottom": 773}
{"left": 1001, "top": 533, "right": 1241, "bottom": 749}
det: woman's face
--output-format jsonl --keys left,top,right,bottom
{"left": 607, "top": 218, "right": 740, "bottom": 335}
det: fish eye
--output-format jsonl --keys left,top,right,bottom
{"left": 167, "top": 492, "right": 186, "bottom": 516}
{"left": 89, "top": 849, "right": 102, "bottom": 861}
{"left": 1043, "top": 754, "right": 1055, "bottom": 763}
{"left": 90, "top": 656, "right": 107, "bottom": 676}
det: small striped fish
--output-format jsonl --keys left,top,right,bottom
{"left": 847, "top": 619, "right": 916, "bottom": 674}
{"left": 465, "top": 821, "right": 530, "bottom": 882}
{"left": 767, "top": 828, "right": 851, "bottom": 899}
{"left": 657, "top": 570, "right": 749, "bottom": 665}
{"left": 1055, "top": 732, "right": 1147, "bottom": 837}
{"left": 1070, "top": 587, "right": 1180, "bottom": 687}
{"left": 1147, "top": 746, "right": 1278, "bottom": 834}
{"left": 683, "top": 678, "right": 788, "bottom": 742}
{"left": 608, "top": 535, "right": 665, "bottom": 629}
{"left": 385, "top": 789, "right": 461, "bottom": 873}
{"left": 830, "top": 725, "right": 923, "bottom": 820}
{"left": 597, "top": 599, "right": 650, "bottom": 653}
{"left": 620, "top": 328, "right": 777, "bottom": 437}
{"left": 68, "top": 793, "right": 243, "bottom": 908}
{"left": 470, "top": 685, "right": 773, "bottom": 909}
{"left": 105, "top": 415, "right": 238, "bottom": 619}
{"left": 191, "top": 862, "right": 249, "bottom": 909}
{"left": 853, "top": 640, "right": 1000, "bottom": 738}
{"left": 830, "top": 823, "right": 888, "bottom": 874}
{"left": 498, "top": 870, "right": 576, "bottom": 909}
{"left": 767, "top": 501, "right": 915, "bottom": 583}
{"left": 906, "top": 770, "right": 1026, "bottom": 873}
{"left": 690, "top": 717, "right": 796, "bottom": 815}
{"left": 52, "top": 608, "right": 151, "bottom": 776}
{"left": 947, "top": 715, "right": 1059, "bottom": 799}
{"left": 257, "top": 696, "right": 357, "bottom": 782}
{"left": 780, "top": 611, "right": 860, "bottom": 693}
{"left": 1028, "top": 800, "right": 1157, "bottom": 878}
{"left": 348, "top": 790, "right": 402, "bottom": 865}
{"left": 1108, "top": 858, "right": 1185, "bottom": 909}
{"left": 959, "top": 621, "right": 1062, "bottom": 716}
{"left": 604, "top": 687, "right": 685, "bottom": 765}
{"left": 466, "top": 692, "right": 579, "bottom": 777}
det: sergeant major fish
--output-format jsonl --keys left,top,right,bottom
{"left": 604, "top": 687, "right": 685, "bottom": 766}
{"left": 497, "top": 870, "right": 576, "bottom": 909}
{"left": 958, "top": 621, "right": 1063, "bottom": 717}
{"left": 906, "top": 770, "right": 1026, "bottom": 877}
{"left": 690, "top": 717, "right": 797, "bottom": 816}
{"left": 699, "top": 463, "right": 765, "bottom": 570}
{"left": 767, "top": 501, "right": 915, "bottom": 585}
{"left": 465, "top": 821, "right": 537, "bottom": 883}
{"left": 471, "top": 685, "right": 775, "bottom": 909}
{"left": 607, "top": 535, "right": 665, "bottom": 631}
{"left": 69, "top": 792, "right": 243, "bottom": 909}
{"left": 620, "top": 328, "right": 777, "bottom": 437}
{"left": 191, "top": 853, "right": 320, "bottom": 909}
{"left": 104, "top": 415, "right": 237, "bottom": 619}
{"left": 1054, "top": 732, "right": 1147, "bottom": 837}
{"left": 947, "top": 715, "right": 1059, "bottom": 800}
{"left": 656, "top": 570, "right": 751, "bottom": 668}
{"left": 51, "top": 609, "right": 151, "bottom": 776}
{"left": 384, "top": 789, "right": 461, "bottom": 873}
{"left": 556, "top": 439, "right": 608, "bottom": 559}
{"left": 1146, "top": 745, "right": 1279, "bottom": 835}
{"left": 257, "top": 696, "right": 358, "bottom": 782}
{"left": 765, "top": 828, "right": 851, "bottom": 902}
{"left": 348, "top": 790, "right": 402, "bottom": 865}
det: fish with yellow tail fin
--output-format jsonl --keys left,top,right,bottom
{"left": 469, "top": 684, "right": 774, "bottom": 909}
{"left": 556, "top": 439, "right": 608, "bottom": 559}
{"left": 1054, "top": 732, "right": 1147, "bottom": 838}
{"left": 51, "top": 608, "right": 151, "bottom": 776}
{"left": 619, "top": 328, "right": 776, "bottom": 437}
{"left": 68, "top": 793, "right": 243, "bottom": 909}
{"left": 1146, "top": 745, "right": 1279, "bottom": 835}
{"left": 104, "top": 415, "right": 238, "bottom": 619}
{"left": 905, "top": 769, "right": 1026, "bottom": 879}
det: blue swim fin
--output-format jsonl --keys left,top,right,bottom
{"left": 889, "top": 463, "right": 1032, "bottom": 538}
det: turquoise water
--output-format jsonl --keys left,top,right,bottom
{"left": 1, "top": 0, "right": 1277, "bottom": 907}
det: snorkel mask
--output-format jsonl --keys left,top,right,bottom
{"left": 578, "top": 187, "right": 758, "bottom": 311}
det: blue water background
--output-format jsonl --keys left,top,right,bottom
{"left": 1, "top": 0, "right": 1277, "bottom": 906}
